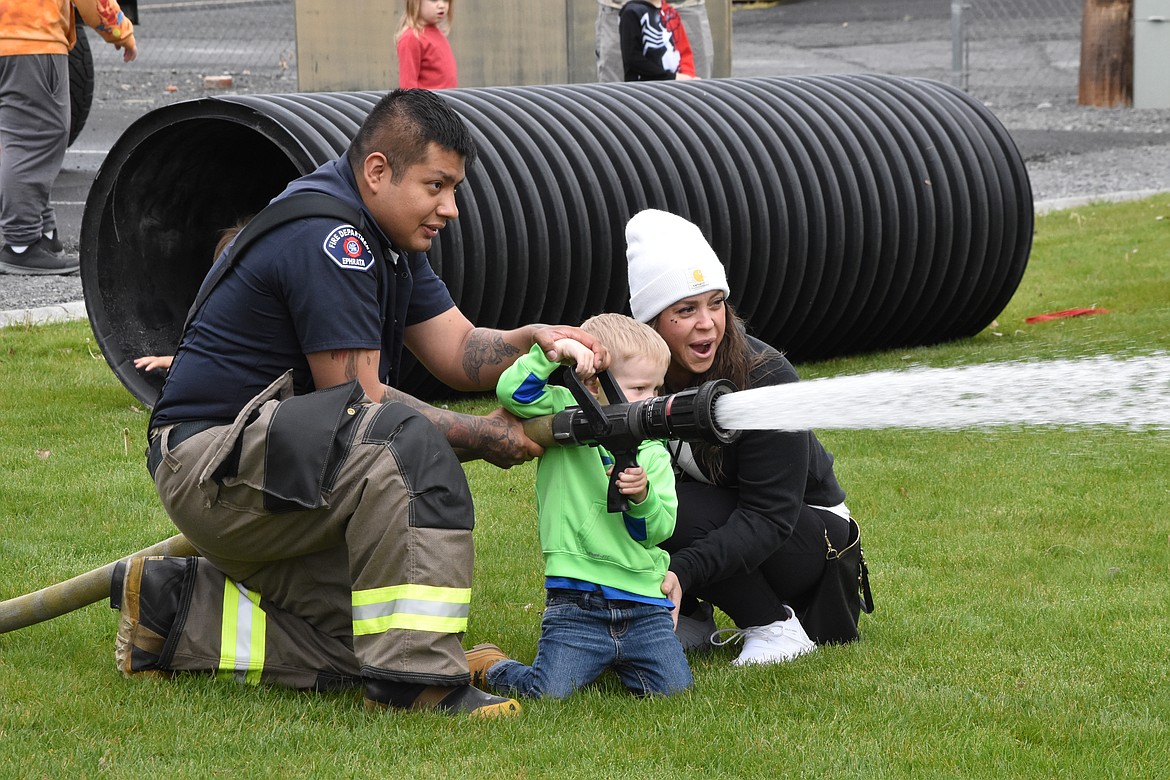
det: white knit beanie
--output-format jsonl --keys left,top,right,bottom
{"left": 626, "top": 209, "right": 729, "bottom": 323}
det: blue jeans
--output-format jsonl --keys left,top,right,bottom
{"left": 487, "top": 589, "right": 692, "bottom": 699}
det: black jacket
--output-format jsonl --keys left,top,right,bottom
{"left": 670, "top": 336, "right": 847, "bottom": 592}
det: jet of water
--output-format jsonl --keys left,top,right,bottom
{"left": 714, "top": 354, "right": 1170, "bottom": 432}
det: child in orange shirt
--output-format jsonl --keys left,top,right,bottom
{"left": 0, "top": 0, "right": 137, "bottom": 275}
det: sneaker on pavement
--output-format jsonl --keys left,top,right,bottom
{"left": 465, "top": 642, "right": 509, "bottom": 690}
{"left": 0, "top": 242, "right": 78, "bottom": 275}
{"left": 39, "top": 233, "right": 65, "bottom": 256}
{"left": 364, "top": 680, "right": 521, "bottom": 718}
{"left": 711, "top": 605, "right": 817, "bottom": 666}
{"left": 675, "top": 600, "right": 717, "bottom": 652}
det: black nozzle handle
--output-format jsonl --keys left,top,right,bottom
{"left": 558, "top": 365, "right": 609, "bottom": 438}
{"left": 556, "top": 367, "right": 639, "bottom": 513}
{"left": 596, "top": 371, "right": 635, "bottom": 513}
{"left": 606, "top": 448, "right": 639, "bottom": 514}
{"left": 596, "top": 370, "right": 628, "bottom": 407}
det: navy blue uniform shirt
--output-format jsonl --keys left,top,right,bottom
{"left": 151, "top": 158, "right": 456, "bottom": 426}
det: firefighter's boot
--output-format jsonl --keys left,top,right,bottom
{"left": 110, "top": 555, "right": 195, "bottom": 677}
{"left": 363, "top": 679, "right": 521, "bottom": 718}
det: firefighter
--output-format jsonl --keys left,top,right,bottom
{"left": 115, "top": 88, "right": 607, "bottom": 718}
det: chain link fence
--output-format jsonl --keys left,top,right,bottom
{"left": 86, "top": 0, "right": 300, "bottom": 91}
{"left": 952, "top": 0, "right": 1084, "bottom": 106}
{"left": 85, "top": 0, "right": 1088, "bottom": 108}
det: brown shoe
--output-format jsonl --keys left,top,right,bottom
{"left": 465, "top": 643, "right": 509, "bottom": 690}
{"left": 364, "top": 681, "right": 521, "bottom": 718}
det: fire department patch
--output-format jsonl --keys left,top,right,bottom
{"left": 322, "top": 224, "right": 374, "bottom": 271}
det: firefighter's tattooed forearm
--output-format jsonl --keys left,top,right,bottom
{"left": 461, "top": 329, "right": 520, "bottom": 384}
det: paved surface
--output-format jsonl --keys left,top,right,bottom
{"left": 3, "top": 0, "right": 1169, "bottom": 327}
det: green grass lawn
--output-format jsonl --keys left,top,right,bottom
{"left": 2, "top": 194, "right": 1169, "bottom": 778}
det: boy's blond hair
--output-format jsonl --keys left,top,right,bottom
{"left": 580, "top": 313, "right": 671, "bottom": 386}
{"left": 396, "top": 0, "right": 454, "bottom": 41}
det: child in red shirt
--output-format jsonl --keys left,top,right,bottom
{"left": 396, "top": 0, "right": 457, "bottom": 89}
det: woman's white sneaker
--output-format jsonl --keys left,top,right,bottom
{"left": 711, "top": 606, "right": 817, "bottom": 665}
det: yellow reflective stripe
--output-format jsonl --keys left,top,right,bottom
{"left": 354, "top": 612, "right": 469, "bottom": 635}
{"left": 218, "top": 579, "right": 266, "bottom": 685}
{"left": 351, "top": 584, "right": 471, "bottom": 636}
{"left": 352, "top": 583, "right": 472, "bottom": 607}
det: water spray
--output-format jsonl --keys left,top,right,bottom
{"left": 714, "top": 354, "right": 1170, "bottom": 432}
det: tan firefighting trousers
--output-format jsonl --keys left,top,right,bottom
{"left": 149, "top": 373, "right": 476, "bottom": 689}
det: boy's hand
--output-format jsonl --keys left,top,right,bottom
{"left": 614, "top": 465, "right": 649, "bottom": 504}
{"left": 547, "top": 338, "right": 598, "bottom": 377}
{"left": 134, "top": 355, "right": 173, "bottom": 373}
{"left": 534, "top": 326, "right": 609, "bottom": 373}
{"left": 660, "top": 571, "right": 682, "bottom": 628}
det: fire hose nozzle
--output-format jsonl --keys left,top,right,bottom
{"left": 521, "top": 375, "right": 739, "bottom": 513}
{"left": 521, "top": 378, "right": 741, "bottom": 451}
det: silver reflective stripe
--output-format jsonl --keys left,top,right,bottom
{"left": 352, "top": 598, "right": 471, "bottom": 623}
{"left": 808, "top": 501, "right": 851, "bottom": 520}
{"left": 218, "top": 579, "right": 265, "bottom": 685}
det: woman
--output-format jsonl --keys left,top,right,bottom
{"left": 625, "top": 209, "right": 858, "bottom": 665}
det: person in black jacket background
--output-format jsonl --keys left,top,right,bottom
{"left": 618, "top": 0, "right": 682, "bottom": 81}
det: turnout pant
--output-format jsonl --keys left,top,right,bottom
{"left": 150, "top": 374, "right": 476, "bottom": 689}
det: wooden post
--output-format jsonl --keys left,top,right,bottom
{"left": 1078, "top": 0, "right": 1133, "bottom": 107}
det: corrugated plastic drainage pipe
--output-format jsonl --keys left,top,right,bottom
{"left": 80, "top": 75, "right": 1032, "bottom": 406}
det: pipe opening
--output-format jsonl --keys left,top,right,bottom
{"left": 83, "top": 118, "right": 300, "bottom": 404}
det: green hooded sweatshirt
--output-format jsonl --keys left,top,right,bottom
{"left": 497, "top": 344, "right": 677, "bottom": 599}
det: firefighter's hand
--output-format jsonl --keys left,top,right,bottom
{"left": 469, "top": 406, "right": 545, "bottom": 469}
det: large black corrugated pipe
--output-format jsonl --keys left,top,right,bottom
{"left": 81, "top": 75, "right": 1032, "bottom": 406}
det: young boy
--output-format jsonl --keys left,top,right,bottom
{"left": 470, "top": 313, "right": 692, "bottom": 699}
{"left": 619, "top": 0, "right": 685, "bottom": 81}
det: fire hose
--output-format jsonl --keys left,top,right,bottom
{"left": 0, "top": 533, "right": 198, "bottom": 635}
{"left": 0, "top": 378, "right": 737, "bottom": 634}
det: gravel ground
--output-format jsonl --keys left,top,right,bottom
{"left": 3, "top": 70, "right": 1169, "bottom": 317}
{"left": 997, "top": 102, "right": 1170, "bottom": 203}
{"left": 0, "top": 277, "right": 85, "bottom": 314}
